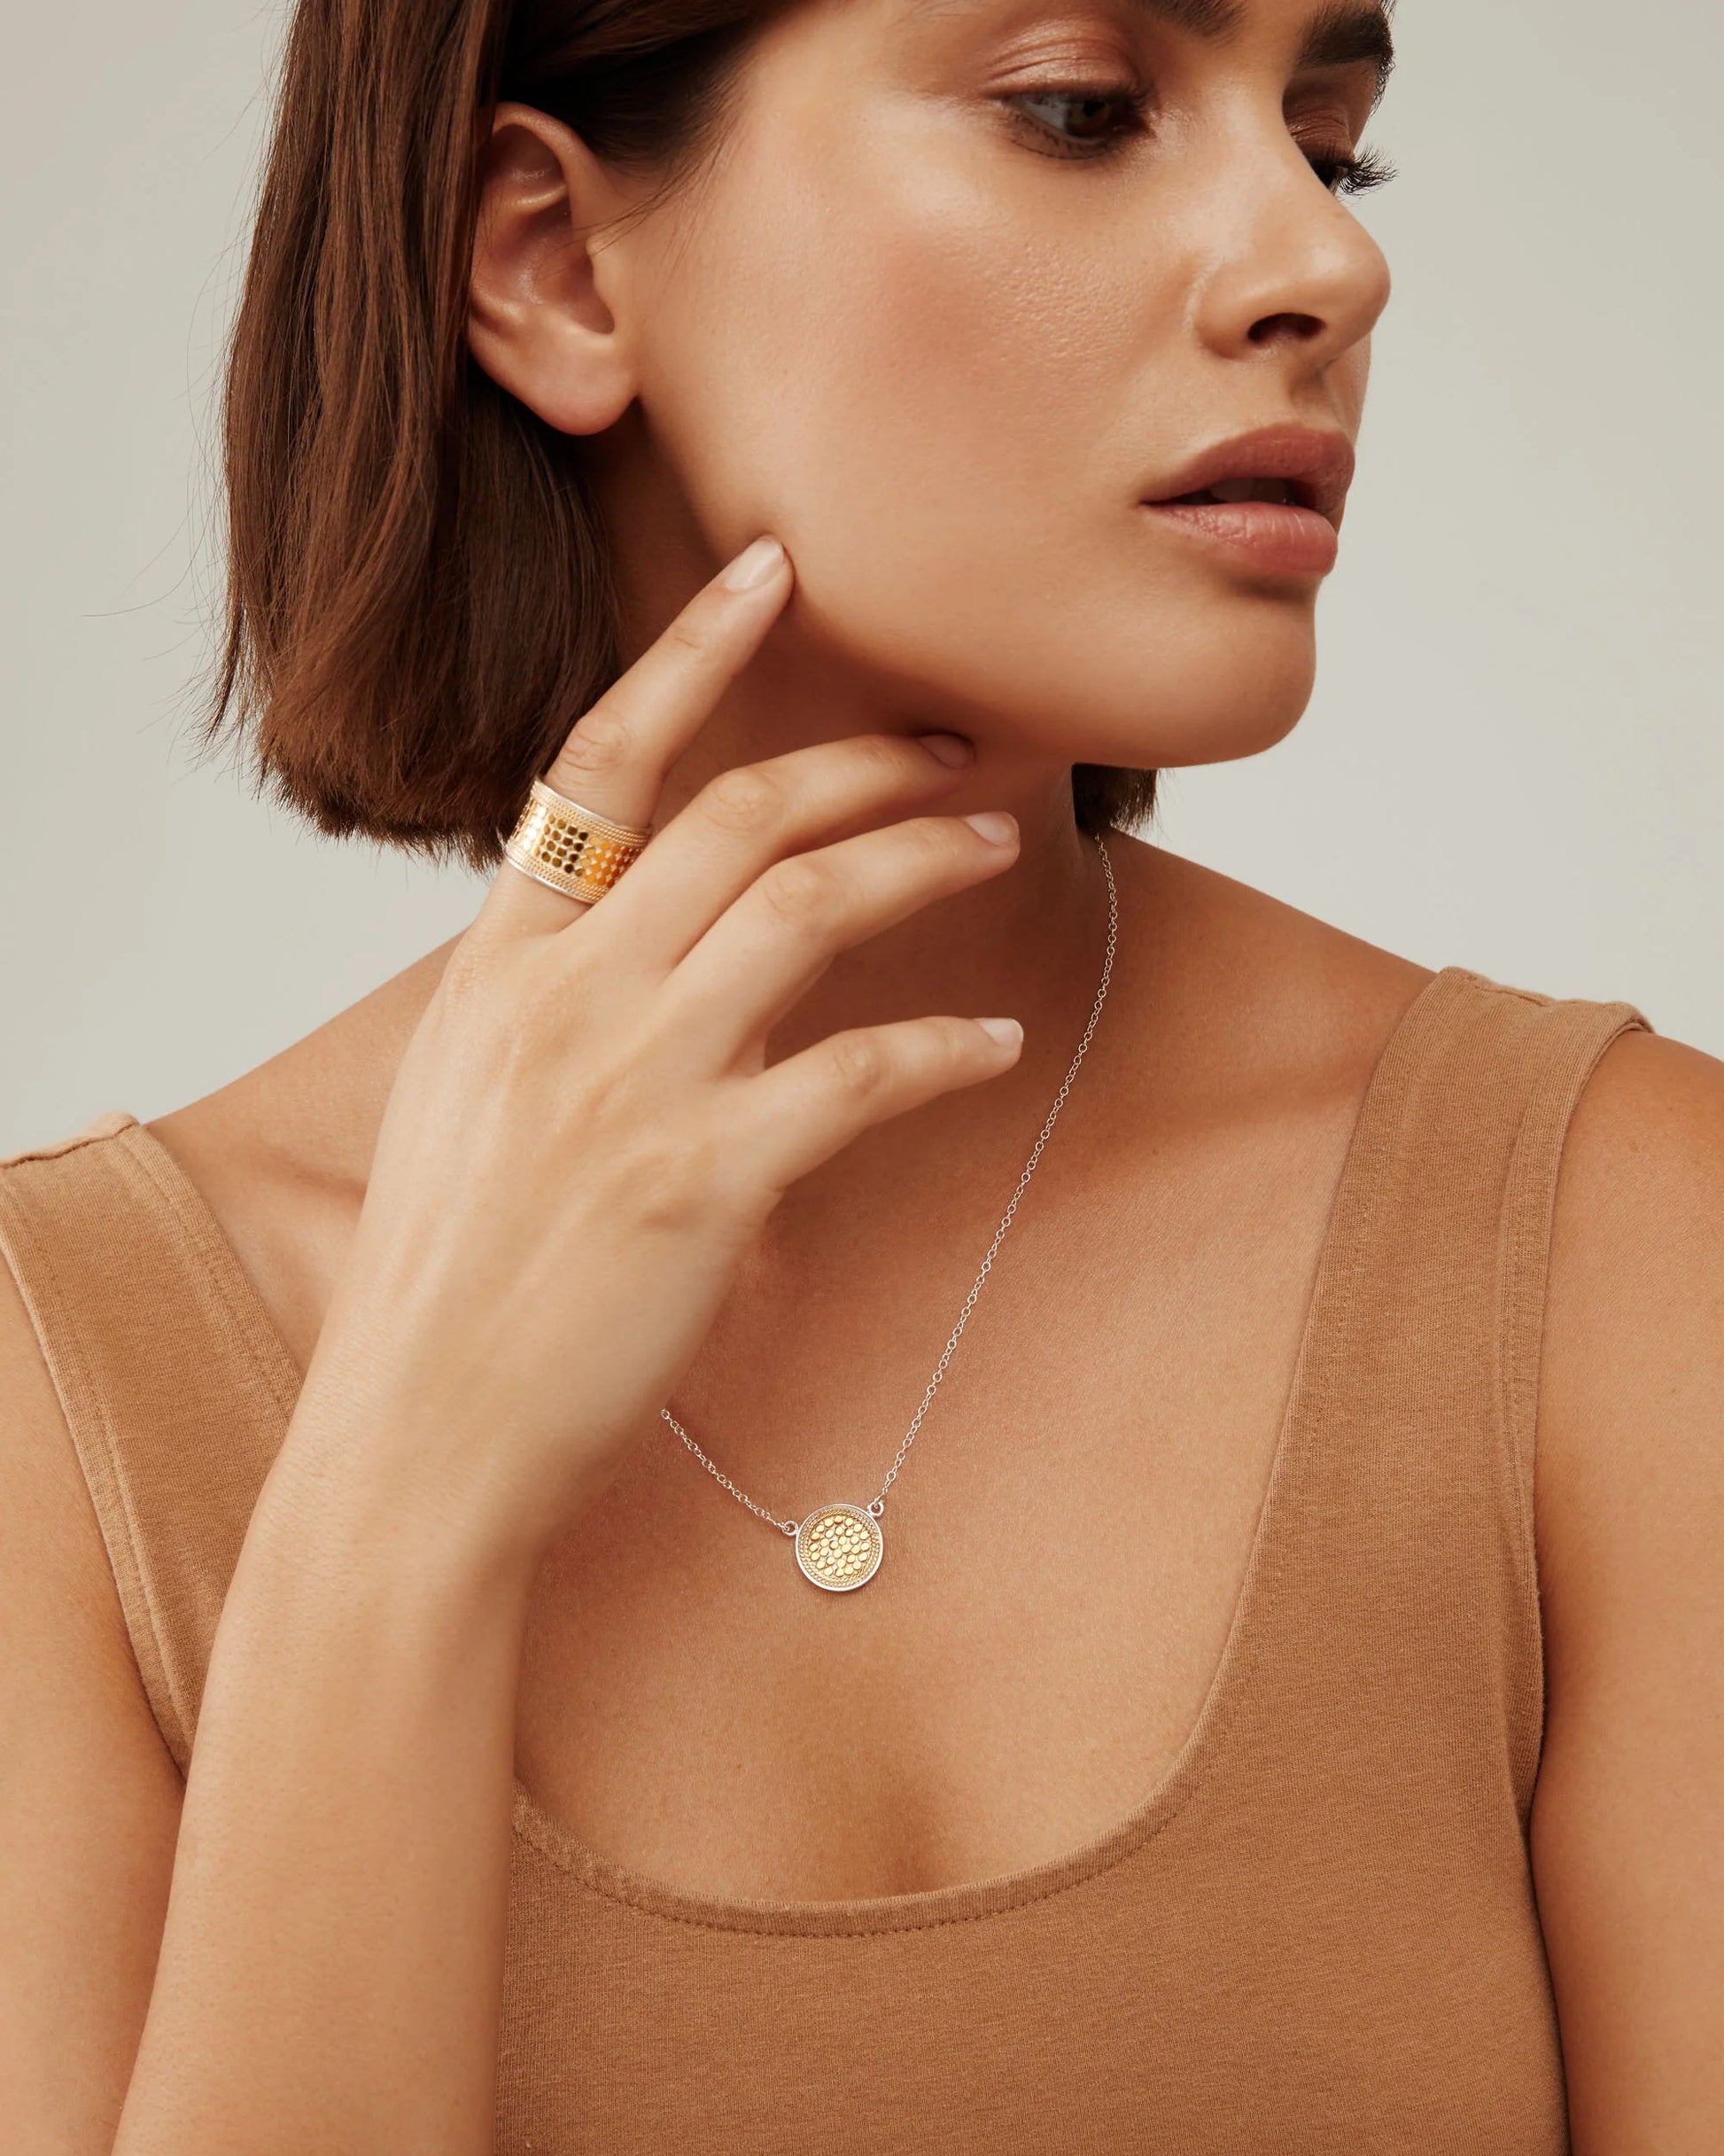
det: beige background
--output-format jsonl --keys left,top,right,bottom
{"left": 3, "top": 0, "right": 1719, "bottom": 1154}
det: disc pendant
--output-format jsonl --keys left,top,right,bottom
{"left": 795, "top": 1503, "right": 883, "bottom": 1592}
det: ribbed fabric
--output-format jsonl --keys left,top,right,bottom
{"left": 0, "top": 967, "right": 1649, "bottom": 2153}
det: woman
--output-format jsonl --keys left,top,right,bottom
{"left": 2, "top": 0, "right": 1719, "bottom": 2144}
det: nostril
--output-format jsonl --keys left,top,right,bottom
{"left": 1247, "top": 310, "right": 1325, "bottom": 346}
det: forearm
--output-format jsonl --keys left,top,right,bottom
{"left": 114, "top": 1428, "right": 537, "bottom": 2156}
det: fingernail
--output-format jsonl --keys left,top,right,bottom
{"left": 964, "top": 810, "right": 1018, "bottom": 844}
{"left": 976, "top": 1017, "right": 1023, "bottom": 1049}
{"left": 721, "top": 535, "right": 787, "bottom": 591}
{"left": 919, "top": 733, "right": 974, "bottom": 767}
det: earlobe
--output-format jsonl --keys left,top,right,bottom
{"left": 465, "top": 101, "right": 638, "bottom": 436}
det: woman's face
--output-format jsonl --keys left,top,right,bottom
{"left": 596, "top": 0, "right": 1394, "bottom": 773}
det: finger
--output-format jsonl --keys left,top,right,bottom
{"left": 741, "top": 1015, "right": 1025, "bottom": 1192}
{"left": 567, "top": 729, "right": 979, "bottom": 977}
{"left": 656, "top": 811, "right": 1021, "bottom": 1069}
{"left": 478, "top": 533, "right": 793, "bottom": 938}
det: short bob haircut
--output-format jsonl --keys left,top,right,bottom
{"left": 206, "top": 0, "right": 1159, "bottom": 871}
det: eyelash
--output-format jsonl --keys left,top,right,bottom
{"left": 1000, "top": 83, "right": 1397, "bottom": 197}
{"left": 999, "top": 82, "right": 1154, "bottom": 161}
{"left": 1306, "top": 144, "right": 1397, "bottom": 196}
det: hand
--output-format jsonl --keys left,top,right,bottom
{"left": 283, "top": 534, "right": 1024, "bottom": 1567}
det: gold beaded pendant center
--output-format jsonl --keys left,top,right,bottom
{"left": 795, "top": 1503, "right": 884, "bottom": 1592}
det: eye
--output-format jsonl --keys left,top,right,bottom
{"left": 1000, "top": 82, "right": 1154, "bottom": 162}
{"left": 1303, "top": 143, "right": 1397, "bottom": 196}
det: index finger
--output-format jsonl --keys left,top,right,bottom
{"left": 478, "top": 533, "right": 793, "bottom": 938}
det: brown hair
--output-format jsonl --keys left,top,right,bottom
{"left": 206, "top": 0, "right": 1158, "bottom": 870}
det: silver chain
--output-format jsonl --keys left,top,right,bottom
{"left": 659, "top": 829, "right": 1120, "bottom": 1538}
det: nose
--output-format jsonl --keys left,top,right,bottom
{"left": 1187, "top": 128, "right": 1392, "bottom": 375}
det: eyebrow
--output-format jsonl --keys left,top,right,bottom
{"left": 1293, "top": 1, "right": 1396, "bottom": 106}
{"left": 1120, "top": 0, "right": 1398, "bottom": 108}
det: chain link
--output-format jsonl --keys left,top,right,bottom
{"left": 659, "top": 829, "right": 1119, "bottom": 1537}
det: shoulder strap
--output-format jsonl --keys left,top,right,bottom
{"left": 0, "top": 1114, "right": 299, "bottom": 1773}
{"left": 1253, "top": 967, "right": 1651, "bottom": 1818}
{"left": 1489, "top": 979, "right": 1652, "bottom": 1530}
{"left": 1375, "top": 969, "right": 1650, "bottom": 1537}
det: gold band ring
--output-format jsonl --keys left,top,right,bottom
{"left": 502, "top": 778, "right": 653, "bottom": 905}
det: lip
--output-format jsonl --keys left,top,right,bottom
{"left": 1138, "top": 423, "right": 1355, "bottom": 579}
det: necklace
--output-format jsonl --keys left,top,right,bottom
{"left": 660, "top": 829, "right": 1119, "bottom": 1591}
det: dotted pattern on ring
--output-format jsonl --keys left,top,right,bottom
{"left": 514, "top": 799, "right": 640, "bottom": 886}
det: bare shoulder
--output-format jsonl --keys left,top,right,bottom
{"left": 1540, "top": 1024, "right": 1724, "bottom": 1503}
{"left": 1114, "top": 835, "right": 1436, "bottom": 1086}
{"left": 1551, "top": 1020, "right": 1724, "bottom": 1259}
{"left": 1529, "top": 1022, "right": 1724, "bottom": 2151}
{"left": 142, "top": 939, "right": 456, "bottom": 1372}
{"left": 0, "top": 1253, "right": 183, "bottom": 2144}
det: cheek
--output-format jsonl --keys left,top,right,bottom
{"left": 632, "top": 109, "right": 1320, "bottom": 763}
{"left": 645, "top": 164, "right": 1163, "bottom": 657}
{"left": 650, "top": 182, "right": 1127, "bottom": 504}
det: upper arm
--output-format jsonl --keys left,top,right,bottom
{"left": 1533, "top": 1027, "right": 1724, "bottom": 2156}
{"left": 0, "top": 1258, "right": 184, "bottom": 2154}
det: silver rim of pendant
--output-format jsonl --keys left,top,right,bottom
{"left": 795, "top": 1502, "right": 885, "bottom": 1592}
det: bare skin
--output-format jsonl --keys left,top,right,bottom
{"left": 2, "top": 0, "right": 1720, "bottom": 2151}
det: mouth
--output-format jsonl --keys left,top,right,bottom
{"left": 1138, "top": 424, "right": 1355, "bottom": 579}
{"left": 1166, "top": 476, "right": 1311, "bottom": 510}
{"left": 1144, "top": 424, "right": 1355, "bottom": 526}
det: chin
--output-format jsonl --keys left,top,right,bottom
{"left": 1090, "top": 601, "right": 1321, "bottom": 771}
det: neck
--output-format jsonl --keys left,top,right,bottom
{"left": 298, "top": 762, "right": 1119, "bottom": 1244}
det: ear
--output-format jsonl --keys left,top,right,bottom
{"left": 466, "top": 101, "right": 640, "bottom": 435}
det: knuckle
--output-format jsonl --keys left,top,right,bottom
{"left": 934, "top": 1015, "right": 986, "bottom": 1062}
{"left": 434, "top": 929, "right": 533, "bottom": 1031}
{"left": 851, "top": 733, "right": 915, "bottom": 786}
{"left": 437, "top": 931, "right": 491, "bottom": 1008}
{"left": 548, "top": 708, "right": 632, "bottom": 788}
{"left": 757, "top": 854, "right": 842, "bottom": 935}
{"left": 697, "top": 764, "right": 785, "bottom": 836}
{"left": 430, "top": 950, "right": 533, "bottom": 1072}
{"left": 626, "top": 1126, "right": 728, "bottom": 1235}
{"left": 660, "top": 611, "right": 716, "bottom": 662}
{"left": 827, "top": 1031, "right": 889, "bottom": 1100}
{"left": 906, "top": 813, "right": 966, "bottom": 869}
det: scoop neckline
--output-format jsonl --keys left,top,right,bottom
{"left": 120, "top": 963, "right": 1471, "bottom": 1939}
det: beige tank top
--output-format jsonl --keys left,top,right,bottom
{"left": 0, "top": 965, "right": 1650, "bottom": 2153}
